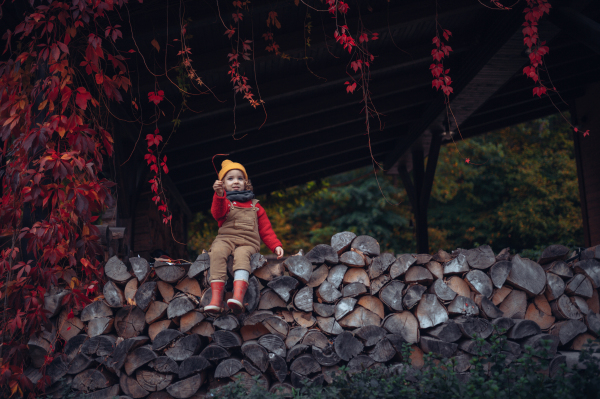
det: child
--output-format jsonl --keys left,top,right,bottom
{"left": 205, "top": 160, "right": 284, "bottom": 315}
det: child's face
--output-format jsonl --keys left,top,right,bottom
{"left": 223, "top": 169, "right": 246, "bottom": 192}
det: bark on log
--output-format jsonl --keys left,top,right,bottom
{"left": 105, "top": 256, "right": 133, "bottom": 284}
{"left": 339, "top": 251, "right": 365, "bottom": 268}
{"left": 465, "top": 270, "right": 493, "bottom": 298}
{"left": 284, "top": 256, "right": 313, "bottom": 284}
{"left": 403, "top": 284, "right": 426, "bottom": 310}
{"left": 368, "top": 253, "right": 396, "bottom": 279}
{"left": 405, "top": 266, "right": 433, "bottom": 285}
{"left": 565, "top": 274, "right": 594, "bottom": 298}
{"left": 389, "top": 254, "right": 416, "bottom": 279}
{"left": 351, "top": 235, "right": 380, "bottom": 257}
{"left": 306, "top": 244, "right": 339, "bottom": 265}
{"left": 443, "top": 254, "right": 469, "bottom": 275}
{"left": 154, "top": 261, "right": 189, "bottom": 283}
{"left": 331, "top": 231, "right": 356, "bottom": 255}
{"left": 506, "top": 255, "right": 546, "bottom": 296}
{"left": 465, "top": 245, "right": 495, "bottom": 270}
{"left": 415, "top": 294, "right": 449, "bottom": 328}
{"left": 489, "top": 261, "right": 512, "bottom": 289}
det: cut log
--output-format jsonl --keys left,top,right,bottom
{"left": 586, "top": 312, "right": 600, "bottom": 336}
{"left": 58, "top": 310, "right": 84, "bottom": 341}
{"left": 259, "top": 289, "right": 288, "bottom": 310}
{"left": 445, "top": 276, "right": 471, "bottom": 298}
{"left": 491, "top": 285, "right": 512, "bottom": 306}
{"left": 88, "top": 317, "right": 114, "bottom": 337}
{"left": 339, "top": 251, "right": 365, "bottom": 268}
{"left": 81, "top": 300, "right": 113, "bottom": 322}
{"left": 389, "top": 254, "right": 416, "bottom": 279}
{"left": 447, "top": 296, "right": 479, "bottom": 316}
{"left": 46, "top": 356, "right": 68, "bottom": 384}
{"left": 290, "top": 371, "right": 323, "bottom": 389}
{"left": 565, "top": 274, "right": 594, "bottom": 298}
{"left": 351, "top": 235, "right": 380, "bottom": 256}
{"left": 432, "top": 249, "right": 453, "bottom": 263}
{"left": 368, "top": 338, "right": 396, "bottom": 362}
{"left": 343, "top": 268, "right": 370, "bottom": 287}
{"left": 379, "top": 280, "right": 405, "bottom": 311}
{"left": 313, "top": 303, "right": 335, "bottom": 318}
{"left": 317, "top": 317, "right": 344, "bottom": 335}
{"left": 249, "top": 253, "right": 267, "bottom": 273}
{"left": 263, "top": 317, "right": 289, "bottom": 339}
{"left": 403, "top": 284, "right": 426, "bottom": 310}
{"left": 179, "top": 355, "right": 211, "bottom": 379}
{"left": 570, "top": 333, "right": 597, "bottom": 350}
{"left": 545, "top": 272, "right": 566, "bottom": 301}
{"left": 243, "top": 310, "right": 274, "bottom": 326}
{"left": 425, "top": 261, "right": 443, "bottom": 280}
{"left": 331, "top": 231, "right": 356, "bottom": 255}
{"left": 587, "top": 289, "right": 600, "bottom": 314}
{"left": 64, "top": 334, "right": 88, "bottom": 361}
{"left": 549, "top": 320, "right": 588, "bottom": 345}
{"left": 343, "top": 282, "right": 367, "bottom": 298}
{"left": 166, "top": 334, "right": 202, "bottom": 361}
{"left": 573, "top": 259, "right": 600, "bottom": 287}
{"left": 258, "top": 334, "right": 287, "bottom": 358}
{"left": 267, "top": 276, "right": 298, "bottom": 302}
{"left": 149, "top": 356, "right": 179, "bottom": 374}
{"left": 538, "top": 245, "right": 569, "bottom": 265}
{"left": 465, "top": 270, "right": 493, "bottom": 298}
{"left": 498, "top": 289, "right": 527, "bottom": 319}
{"left": 133, "top": 282, "right": 157, "bottom": 313}
{"left": 286, "top": 344, "right": 309, "bottom": 363}
{"left": 294, "top": 286, "right": 313, "bottom": 312}
{"left": 293, "top": 311, "right": 316, "bottom": 328}
{"left": 167, "top": 296, "right": 196, "bottom": 319}
{"left": 428, "top": 279, "right": 457, "bottom": 302}
{"left": 415, "top": 294, "right": 448, "bottom": 328}
{"left": 338, "top": 306, "right": 381, "bottom": 329}
{"left": 489, "top": 261, "right": 512, "bottom": 289}
{"left": 425, "top": 321, "right": 462, "bottom": 343}
{"left": 405, "top": 266, "right": 433, "bottom": 285}
{"left": 455, "top": 317, "right": 493, "bottom": 339}
{"left": 104, "top": 281, "right": 125, "bottom": 308}
{"left": 334, "top": 331, "right": 364, "bottom": 361}
{"left": 120, "top": 372, "right": 150, "bottom": 398}
{"left": 465, "top": 245, "right": 495, "bottom": 270}
{"left": 125, "top": 346, "right": 158, "bottom": 375}
{"left": 230, "top": 371, "right": 268, "bottom": 392}
{"left": 312, "top": 345, "right": 341, "bottom": 366}
{"left": 507, "top": 319, "right": 541, "bottom": 340}
{"left": 545, "top": 260, "right": 573, "bottom": 278}
{"left": 241, "top": 341, "right": 269, "bottom": 372}
{"left": 214, "top": 358, "right": 244, "bottom": 378}
{"left": 346, "top": 354, "right": 376, "bottom": 374}
{"left": 188, "top": 253, "right": 210, "bottom": 279}
{"left": 213, "top": 314, "right": 240, "bottom": 331}
{"left": 254, "top": 260, "right": 285, "bottom": 282}
{"left": 191, "top": 321, "right": 215, "bottom": 338}
{"left": 354, "top": 325, "right": 387, "bottom": 347}
{"left": 175, "top": 278, "right": 202, "bottom": 297}
{"left": 67, "top": 353, "right": 96, "bottom": 375}
{"left": 551, "top": 295, "right": 583, "bottom": 320}
{"left": 166, "top": 374, "right": 203, "bottom": 399}
{"left": 154, "top": 261, "right": 188, "bottom": 283}
{"left": 149, "top": 320, "right": 173, "bottom": 341}
{"left": 130, "top": 257, "right": 150, "bottom": 282}
{"left": 153, "top": 329, "right": 183, "bottom": 351}
{"left": 245, "top": 277, "right": 261, "bottom": 313}
{"left": 81, "top": 335, "right": 116, "bottom": 357}
{"left": 72, "top": 369, "right": 117, "bottom": 392}
{"left": 306, "top": 244, "right": 339, "bottom": 265}
{"left": 110, "top": 336, "right": 150, "bottom": 371}
{"left": 506, "top": 255, "right": 546, "bottom": 296}
{"left": 316, "top": 281, "right": 342, "bottom": 303}
{"left": 525, "top": 295, "right": 555, "bottom": 330}
{"left": 179, "top": 310, "right": 205, "bottom": 333}
{"left": 443, "top": 254, "right": 469, "bottom": 275}
{"left": 474, "top": 295, "right": 504, "bottom": 319}
{"left": 105, "top": 256, "right": 133, "bottom": 284}
{"left": 200, "top": 344, "right": 231, "bottom": 362}
{"left": 420, "top": 336, "right": 458, "bottom": 358}
{"left": 284, "top": 256, "right": 313, "bottom": 284}
{"left": 157, "top": 281, "right": 174, "bottom": 303}
{"left": 491, "top": 317, "right": 515, "bottom": 334}
{"left": 43, "top": 290, "right": 67, "bottom": 318}
{"left": 135, "top": 369, "right": 173, "bottom": 392}
{"left": 327, "top": 265, "right": 348, "bottom": 288}
{"left": 357, "top": 296, "right": 385, "bottom": 320}
{"left": 285, "top": 327, "right": 308, "bottom": 349}
{"left": 240, "top": 323, "right": 270, "bottom": 341}
{"left": 382, "top": 312, "right": 419, "bottom": 344}
{"left": 242, "top": 358, "right": 262, "bottom": 376}
{"left": 302, "top": 330, "right": 329, "bottom": 349}
{"left": 368, "top": 253, "right": 396, "bottom": 279}
{"left": 289, "top": 353, "right": 321, "bottom": 378}
{"left": 335, "top": 297, "right": 357, "bottom": 321}
{"left": 115, "top": 306, "right": 147, "bottom": 338}
{"left": 458, "top": 339, "right": 491, "bottom": 355}
{"left": 307, "top": 264, "right": 329, "bottom": 288}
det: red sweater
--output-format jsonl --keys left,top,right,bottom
{"left": 211, "top": 192, "right": 282, "bottom": 253}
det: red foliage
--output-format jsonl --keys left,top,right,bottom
{"left": 430, "top": 29, "right": 453, "bottom": 97}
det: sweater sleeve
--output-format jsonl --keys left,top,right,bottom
{"left": 211, "top": 192, "right": 230, "bottom": 223}
{"left": 256, "top": 204, "right": 282, "bottom": 253}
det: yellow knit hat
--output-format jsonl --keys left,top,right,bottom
{"left": 218, "top": 160, "right": 248, "bottom": 181}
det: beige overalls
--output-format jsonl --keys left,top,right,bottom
{"left": 208, "top": 199, "right": 261, "bottom": 282}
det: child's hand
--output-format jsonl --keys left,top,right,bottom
{"left": 213, "top": 180, "right": 224, "bottom": 196}
{"left": 275, "top": 246, "right": 284, "bottom": 259}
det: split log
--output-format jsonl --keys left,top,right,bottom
{"left": 110, "top": 336, "right": 150, "bottom": 371}
{"left": 175, "top": 278, "right": 202, "bottom": 297}
{"left": 200, "top": 344, "right": 231, "bottom": 362}
{"left": 46, "top": 356, "right": 68, "bottom": 384}
{"left": 120, "top": 373, "right": 150, "bottom": 398}
{"left": 105, "top": 256, "right": 133, "bottom": 284}
{"left": 242, "top": 358, "right": 263, "bottom": 376}
{"left": 465, "top": 270, "right": 493, "bottom": 298}
{"left": 382, "top": 312, "right": 419, "bottom": 344}
{"left": 192, "top": 321, "right": 215, "bottom": 338}
{"left": 357, "top": 296, "right": 385, "bottom": 319}
{"left": 268, "top": 353, "right": 289, "bottom": 383}
{"left": 135, "top": 282, "right": 157, "bottom": 312}
{"left": 491, "top": 317, "right": 515, "bottom": 334}
{"left": 327, "top": 265, "right": 348, "bottom": 288}
{"left": 214, "top": 358, "right": 244, "bottom": 378}
{"left": 465, "top": 245, "right": 495, "bottom": 270}
{"left": 458, "top": 339, "right": 491, "bottom": 355}
{"left": 242, "top": 341, "right": 270, "bottom": 372}
{"left": 130, "top": 257, "right": 150, "bottom": 282}
{"left": 425, "top": 321, "right": 462, "bottom": 343}
{"left": 188, "top": 253, "right": 210, "bottom": 279}
{"left": 166, "top": 334, "right": 202, "bottom": 361}
{"left": 230, "top": 371, "right": 269, "bottom": 392}
{"left": 331, "top": 231, "right": 356, "bottom": 255}
{"left": 266, "top": 276, "right": 298, "bottom": 302}
{"left": 179, "top": 355, "right": 211, "bottom": 379}
{"left": 306, "top": 244, "right": 339, "bottom": 265}
{"left": 447, "top": 296, "right": 479, "bottom": 316}
{"left": 334, "top": 331, "right": 363, "bottom": 361}
{"left": 545, "top": 260, "right": 573, "bottom": 278}
{"left": 335, "top": 297, "right": 357, "bottom": 320}
{"left": 81, "top": 335, "right": 116, "bottom": 357}
{"left": 135, "top": 370, "right": 173, "bottom": 392}
{"left": 244, "top": 277, "right": 261, "bottom": 313}
{"left": 251, "top": 253, "right": 268, "bottom": 272}
{"left": 58, "top": 310, "right": 84, "bottom": 341}
{"left": 355, "top": 325, "right": 387, "bottom": 346}
{"left": 104, "top": 281, "right": 125, "bottom": 308}
{"left": 573, "top": 259, "right": 600, "bottom": 287}
{"left": 81, "top": 300, "right": 113, "bottom": 322}
{"left": 539, "top": 245, "right": 569, "bottom": 265}
{"left": 507, "top": 319, "right": 541, "bottom": 340}
{"left": 570, "top": 333, "right": 597, "bottom": 350}
{"left": 420, "top": 336, "right": 458, "bottom": 358}
{"left": 572, "top": 296, "right": 590, "bottom": 315}
{"left": 368, "top": 338, "right": 396, "bottom": 362}
{"left": 153, "top": 329, "right": 183, "bottom": 351}
{"left": 455, "top": 317, "right": 493, "bottom": 339}
{"left": 258, "top": 334, "right": 287, "bottom": 358}
{"left": 368, "top": 253, "right": 396, "bottom": 279}
{"left": 433, "top": 249, "right": 453, "bottom": 263}
{"left": 343, "top": 268, "right": 370, "bottom": 286}
{"left": 492, "top": 285, "right": 512, "bottom": 306}
{"left": 302, "top": 330, "right": 329, "bottom": 349}
{"left": 346, "top": 354, "right": 375, "bottom": 374}
{"left": 506, "top": 255, "right": 546, "bottom": 296}
{"left": 474, "top": 295, "right": 504, "bottom": 319}
{"left": 338, "top": 306, "right": 381, "bottom": 329}
{"left": 293, "top": 311, "right": 316, "bottom": 328}
{"left": 551, "top": 295, "right": 583, "bottom": 320}
{"left": 149, "top": 356, "right": 179, "bottom": 374}
{"left": 67, "top": 353, "right": 96, "bottom": 375}
{"left": 307, "top": 264, "right": 329, "bottom": 288}
{"left": 243, "top": 310, "right": 273, "bottom": 326}
{"left": 64, "top": 334, "right": 89, "bottom": 361}
{"left": 343, "top": 282, "right": 367, "bottom": 298}
{"left": 286, "top": 344, "right": 309, "bottom": 363}
{"left": 259, "top": 289, "right": 288, "bottom": 310}
{"left": 88, "top": 317, "right": 114, "bottom": 337}
{"left": 43, "top": 290, "right": 67, "bottom": 318}
{"left": 351, "top": 235, "right": 380, "bottom": 256}
{"left": 154, "top": 261, "right": 188, "bottom": 283}
{"left": 312, "top": 345, "right": 341, "bottom": 366}
{"left": 294, "top": 286, "right": 313, "bottom": 312}
{"left": 415, "top": 294, "right": 448, "bottom": 328}
{"left": 403, "top": 284, "right": 426, "bottom": 310}
{"left": 157, "top": 281, "right": 174, "bottom": 303}
{"left": 520, "top": 334, "right": 560, "bottom": 359}
{"left": 428, "top": 279, "right": 457, "bottom": 302}
{"left": 125, "top": 346, "right": 158, "bottom": 375}
{"left": 213, "top": 314, "right": 240, "bottom": 331}
{"left": 498, "top": 289, "right": 527, "bottom": 319}
{"left": 115, "top": 306, "right": 147, "bottom": 338}
{"left": 545, "top": 272, "right": 566, "bottom": 301}
{"left": 284, "top": 256, "right": 313, "bottom": 284}
{"left": 285, "top": 327, "right": 308, "bottom": 349}
{"left": 72, "top": 369, "right": 117, "bottom": 392}
{"left": 339, "top": 251, "right": 365, "bottom": 268}
{"left": 180, "top": 310, "right": 205, "bottom": 333}
{"left": 167, "top": 296, "right": 196, "bottom": 319}
{"left": 317, "top": 317, "right": 344, "bottom": 335}
{"left": 166, "top": 373, "right": 203, "bottom": 399}
{"left": 316, "top": 281, "right": 342, "bottom": 303}
{"left": 525, "top": 295, "right": 555, "bottom": 329}
{"left": 489, "top": 261, "right": 512, "bottom": 289}
{"left": 270, "top": 383, "right": 294, "bottom": 396}
{"left": 405, "top": 266, "right": 433, "bottom": 285}
{"left": 254, "top": 261, "right": 285, "bottom": 282}
{"left": 389, "top": 254, "right": 416, "bottom": 279}
{"left": 565, "top": 274, "right": 594, "bottom": 298}
{"left": 443, "top": 254, "right": 469, "bottom": 275}
{"left": 240, "top": 323, "right": 270, "bottom": 341}
{"left": 27, "top": 334, "right": 51, "bottom": 369}
{"left": 379, "top": 280, "right": 405, "bottom": 311}
{"left": 313, "top": 303, "right": 335, "bottom": 318}
{"left": 149, "top": 320, "right": 173, "bottom": 341}
{"left": 586, "top": 312, "right": 600, "bottom": 336}
{"left": 425, "top": 261, "right": 444, "bottom": 280}
{"left": 263, "top": 317, "right": 289, "bottom": 338}
{"left": 290, "top": 371, "right": 323, "bottom": 389}
{"left": 550, "top": 320, "right": 588, "bottom": 345}
{"left": 445, "top": 276, "right": 471, "bottom": 298}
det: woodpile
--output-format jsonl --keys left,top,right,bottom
{"left": 33, "top": 237, "right": 600, "bottom": 398}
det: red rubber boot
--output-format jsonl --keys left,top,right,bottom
{"left": 227, "top": 279, "right": 248, "bottom": 313}
{"left": 205, "top": 280, "right": 225, "bottom": 316}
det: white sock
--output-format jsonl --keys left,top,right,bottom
{"left": 234, "top": 270, "right": 250, "bottom": 282}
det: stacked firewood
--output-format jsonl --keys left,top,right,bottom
{"left": 29, "top": 233, "right": 600, "bottom": 399}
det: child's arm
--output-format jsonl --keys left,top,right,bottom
{"left": 256, "top": 205, "right": 283, "bottom": 256}
{"left": 211, "top": 181, "right": 229, "bottom": 221}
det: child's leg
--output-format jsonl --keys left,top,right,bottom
{"left": 208, "top": 239, "right": 235, "bottom": 282}
{"left": 227, "top": 245, "right": 259, "bottom": 312}
{"left": 231, "top": 245, "right": 256, "bottom": 276}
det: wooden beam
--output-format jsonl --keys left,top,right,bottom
{"left": 549, "top": 6, "right": 600, "bottom": 55}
